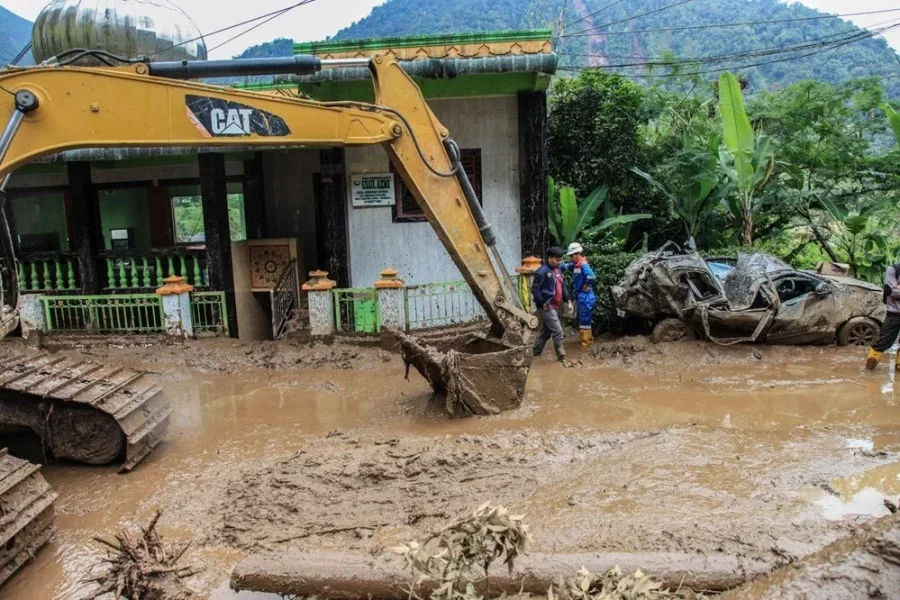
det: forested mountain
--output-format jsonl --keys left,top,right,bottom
{"left": 328, "top": 0, "right": 900, "bottom": 94}
{"left": 0, "top": 6, "right": 33, "bottom": 66}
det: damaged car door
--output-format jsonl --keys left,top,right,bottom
{"left": 766, "top": 274, "right": 838, "bottom": 344}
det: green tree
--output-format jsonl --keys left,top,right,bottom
{"left": 751, "top": 78, "right": 900, "bottom": 272}
{"left": 548, "top": 71, "right": 648, "bottom": 202}
{"left": 630, "top": 132, "right": 727, "bottom": 243}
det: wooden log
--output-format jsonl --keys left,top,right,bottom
{"left": 231, "top": 550, "right": 772, "bottom": 598}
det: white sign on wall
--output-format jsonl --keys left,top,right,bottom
{"left": 350, "top": 173, "right": 395, "bottom": 207}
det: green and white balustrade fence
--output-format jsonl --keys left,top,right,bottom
{"left": 18, "top": 252, "right": 79, "bottom": 293}
{"left": 43, "top": 294, "right": 166, "bottom": 334}
{"left": 328, "top": 275, "right": 525, "bottom": 335}
{"left": 99, "top": 249, "right": 209, "bottom": 291}
{"left": 42, "top": 291, "right": 229, "bottom": 336}
{"left": 404, "top": 275, "right": 524, "bottom": 331}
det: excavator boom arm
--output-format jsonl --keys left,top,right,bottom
{"left": 0, "top": 56, "right": 534, "bottom": 336}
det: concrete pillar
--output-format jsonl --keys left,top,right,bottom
{"left": 67, "top": 162, "right": 102, "bottom": 293}
{"left": 375, "top": 268, "right": 405, "bottom": 349}
{"left": 18, "top": 294, "right": 47, "bottom": 341}
{"left": 199, "top": 152, "right": 239, "bottom": 338}
{"left": 518, "top": 91, "right": 550, "bottom": 259}
{"left": 316, "top": 149, "right": 350, "bottom": 287}
{"left": 302, "top": 270, "right": 337, "bottom": 337}
{"left": 515, "top": 256, "right": 542, "bottom": 314}
{"left": 156, "top": 275, "right": 194, "bottom": 338}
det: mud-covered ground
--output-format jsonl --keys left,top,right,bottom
{"left": 2, "top": 334, "right": 900, "bottom": 598}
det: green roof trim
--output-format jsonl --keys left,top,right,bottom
{"left": 293, "top": 29, "right": 552, "bottom": 56}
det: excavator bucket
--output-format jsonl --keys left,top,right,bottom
{"left": 395, "top": 329, "right": 532, "bottom": 417}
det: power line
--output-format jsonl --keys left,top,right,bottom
{"left": 145, "top": 0, "right": 317, "bottom": 59}
{"left": 563, "top": 0, "right": 629, "bottom": 30}
{"left": 557, "top": 22, "right": 900, "bottom": 78}
{"left": 208, "top": 0, "right": 316, "bottom": 54}
{"left": 564, "top": 0, "right": 705, "bottom": 37}
{"left": 556, "top": 7, "right": 900, "bottom": 39}
{"left": 557, "top": 16, "right": 900, "bottom": 66}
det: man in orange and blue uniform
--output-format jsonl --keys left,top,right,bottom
{"left": 563, "top": 242, "right": 596, "bottom": 347}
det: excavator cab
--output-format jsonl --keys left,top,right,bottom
{"left": 0, "top": 51, "right": 539, "bottom": 417}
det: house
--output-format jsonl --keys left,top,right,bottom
{"left": 3, "top": 29, "right": 557, "bottom": 339}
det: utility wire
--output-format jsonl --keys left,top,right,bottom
{"left": 557, "top": 16, "right": 900, "bottom": 65}
{"left": 145, "top": 0, "right": 318, "bottom": 59}
{"left": 208, "top": 1, "right": 315, "bottom": 53}
{"left": 563, "top": 0, "right": 700, "bottom": 37}
{"left": 557, "top": 22, "right": 900, "bottom": 78}
{"left": 556, "top": 7, "right": 900, "bottom": 38}
{"left": 563, "top": 0, "right": 629, "bottom": 30}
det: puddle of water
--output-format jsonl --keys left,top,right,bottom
{"left": 805, "top": 462, "right": 900, "bottom": 520}
{"left": 846, "top": 438, "right": 875, "bottom": 452}
{"left": 813, "top": 488, "right": 892, "bottom": 520}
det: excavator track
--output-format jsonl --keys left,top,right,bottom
{"left": 0, "top": 449, "right": 56, "bottom": 585}
{"left": 0, "top": 351, "right": 172, "bottom": 472}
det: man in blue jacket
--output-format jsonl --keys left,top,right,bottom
{"left": 531, "top": 246, "right": 571, "bottom": 364}
{"left": 564, "top": 242, "right": 597, "bottom": 347}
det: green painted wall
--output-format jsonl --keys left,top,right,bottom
{"left": 12, "top": 192, "right": 69, "bottom": 251}
{"left": 99, "top": 188, "right": 152, "bottom": 249}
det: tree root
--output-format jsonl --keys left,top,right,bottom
{"left": 85, "top": 510, "right": 200, "bottom": 600}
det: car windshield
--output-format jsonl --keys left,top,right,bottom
{"left": 708, "top": 262, "right": 733, "bottom": 282}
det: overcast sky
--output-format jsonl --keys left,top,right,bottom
{"left": 1, "top": 0, "right": 898, "bottom": 59}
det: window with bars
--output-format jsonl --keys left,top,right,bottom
{"left": 392, "top": 148, "right": 482, "bottom": 223}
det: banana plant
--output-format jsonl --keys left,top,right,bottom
{"left": 630, "top": 132, "right": 727, "bottom": 243}
{"left": 718, "top": 72, "right": 775, "bottom": 246}
{"left": 547, "top": 178, "right": 650, "bottom": 248}
{"left": 885, "top": 103, "right": 900, "bottom": 147}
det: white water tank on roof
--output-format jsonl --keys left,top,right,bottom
{"left": 32, "top": 0, "right": 207, "bottom": 64}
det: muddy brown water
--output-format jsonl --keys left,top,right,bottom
{"left": 0, "top": 338, "right": 899, "bottom": 598}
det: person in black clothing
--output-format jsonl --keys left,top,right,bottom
{"left": 531, "top": 246, "right": 572, "bottom": 364}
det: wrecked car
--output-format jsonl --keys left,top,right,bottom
{"left": 612, "top": 242, "right": 886, "bottom": 346}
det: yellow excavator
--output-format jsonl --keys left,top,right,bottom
{"left": 0, "top": 51, "right": 540, "bottom": 581}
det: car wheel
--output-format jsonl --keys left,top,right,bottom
{"left": 837, "top": 317, "right": 880, "bottom": 347}
{"left": 651, "top": 318, "right": 696, "bottom": 344}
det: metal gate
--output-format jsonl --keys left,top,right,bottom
{"left": 333, "top": 288, "right": 381, "bottom": 334}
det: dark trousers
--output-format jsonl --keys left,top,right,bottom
{"left": 873, "top": 312, "right": 900, "bottom": 352}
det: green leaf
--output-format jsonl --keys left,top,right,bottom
{"left": 885, "top": 104, "right": 900, "bottom": 147}
{"left": 719, "top": 72, "right": 755, "bottom": 192}
{"left": 587, "top": 213, "right": 652, "bottom": 233}
{"left": 820, "top": 195, "right": 848, "bottom": 222}
{"left": 559, "top": 186, "right": 579, "bottom": 246}
{"left": 844, "top": 215, "right": 869, "bottom": 236}
{"left": 573, "top": 185, "right": 610, "bottom": 240}
{"left": 629, "top": 167, "right": 674, "bottom": 201}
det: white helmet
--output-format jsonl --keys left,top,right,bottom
{"left": 566, "top": 242, "right": 584, "bottom": 256}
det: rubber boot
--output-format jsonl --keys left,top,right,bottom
{"left": 866, "top": 348, "right": 883, "bottom": 371}
{"left": 554, "top": 344, "right": 570, "bottom": 367}
{"left": 579, "top": 329, "right": 593, "bottom": 348}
